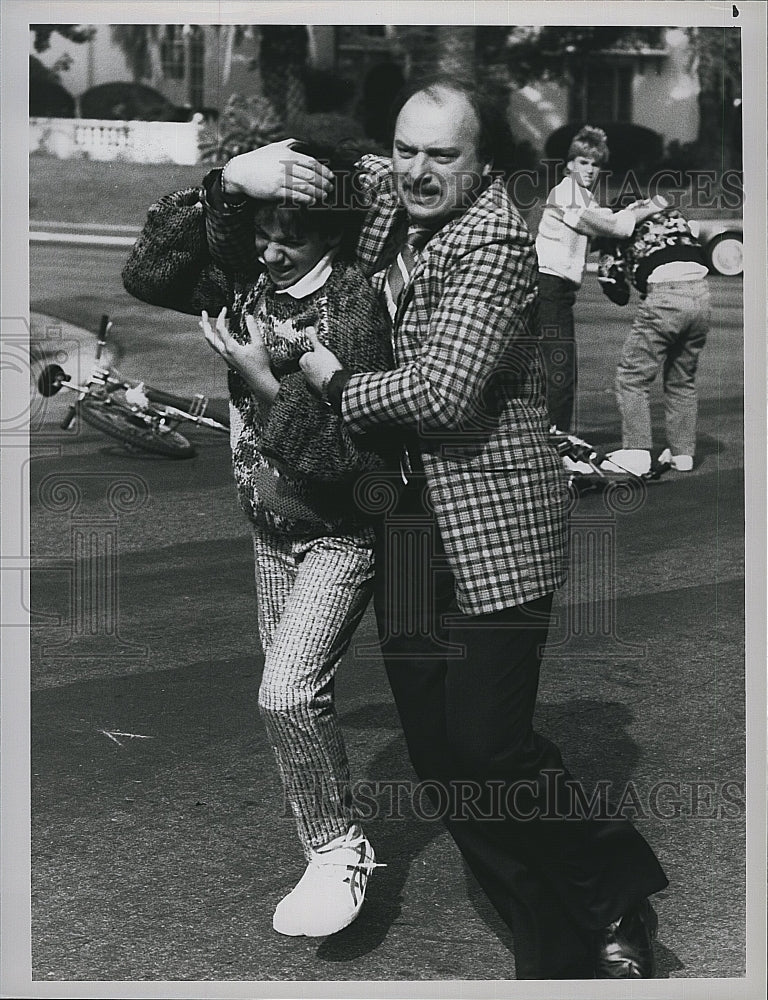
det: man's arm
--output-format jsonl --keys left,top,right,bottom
{"left": 218, "top": 138, "right": 334, "bottom": 202}
{"left": 122, "top": 187, "right": 233, "bottom": 316}
{"left": 305, "top": 235, "right": 539, "bottom": 437}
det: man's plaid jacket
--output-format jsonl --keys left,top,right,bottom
{"left": 342, "top": 156, "right": 569, "bottom": 615}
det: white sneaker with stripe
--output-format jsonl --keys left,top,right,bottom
{"left": 272, "top": 825, "right": 381, "bottom": 937}
{"left": 658, "top": 448, "right": 693, "bottom": 471}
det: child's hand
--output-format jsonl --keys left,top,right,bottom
{"left": 243, "top": 315, "right": 274, "bottom": 374}
{"left": 201, "top": 308, "right": 279, "bottom": 403}
{"left": 200, "top": 306, "right": 231, "bottom": 361}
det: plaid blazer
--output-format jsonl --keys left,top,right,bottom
{"left": 345, "top": 156, "right": 569, "bottom": 615}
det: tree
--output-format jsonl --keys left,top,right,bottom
{"left": 31, "top": 24, "right": 95, "bottom": 53}
{"left": 397, "top": 26, "right": 477, "bottom": 80}
{"left": 259, "top": 26, "right": 308, "bottom": 123}
{"left": 29, "top": 54, "right": 76, "bottom": 117}
{"left": 489, "top": 26, "right": 665, "bottom": 87}
{"left": 109, "top": 24, "right": 309, "bottom": 125}
{"left": 110, "top": 25, "right": 161, "bottom": 81}
{"left": 31, "top": 23, "right": 95, "bottom": 76}
{"left": 686, "top": 27, "right": 742, "bottom": 170}
{"left": 491, "top": 25, "right": 741, "bottom": 171}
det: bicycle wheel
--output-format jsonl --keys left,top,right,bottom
{"left": 79, "top": 399, "right": 196, "bottom": 458}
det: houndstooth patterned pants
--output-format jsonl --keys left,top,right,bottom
{"left": 252, "top": 524, "right": 375, "bottom": 856}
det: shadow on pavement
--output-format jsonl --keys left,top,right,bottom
{"left": 317, "top": 703, "right": 442, "bottom": 963}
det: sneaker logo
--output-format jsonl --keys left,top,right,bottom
{"left": 344, "top": 842, "right": 371, "bottom": 906}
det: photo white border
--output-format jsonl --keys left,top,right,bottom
{"left": 2, "top": 2, "right": 766, "bottom": 998}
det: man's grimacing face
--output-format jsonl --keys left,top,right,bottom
{"left": 392, "top": 87, "right": 490, "bottom": 225}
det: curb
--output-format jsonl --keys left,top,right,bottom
{"left": 30, "top": 223, "right": 140, "bottom": 248}
{"left": 30, "top": 232, "right": 138, "bottom": 247}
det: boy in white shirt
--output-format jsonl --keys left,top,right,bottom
{"left": 536, "top": 126, "right": 664, "bottom": 435}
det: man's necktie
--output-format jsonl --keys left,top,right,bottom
{"left": 383, "top": 225, "right": 433, "bottom": 483}
{"left": 384, "top": 225, "right": 433, "bottom": 322}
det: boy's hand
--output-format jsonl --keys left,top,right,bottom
{"left": 299, "top": 329, "right": 343, "bottom": 393}
{"left": 243, "top": 315, "right": 274, "bottom": 374}
{"left": 222, "top": 138, "right": 334, "bottom": 205}
{"left": 201, "top": 308, "right": 279, "bottom": 403}
{"left": 629, "top": 195, "right": 669, "bottom": 224}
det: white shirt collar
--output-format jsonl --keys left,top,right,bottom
{"left": 273, "top": 247, "right": 338, "bottom": 299}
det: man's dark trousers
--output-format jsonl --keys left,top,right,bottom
{"left": 373, "top": 476, "right": 668, "bottom": 978}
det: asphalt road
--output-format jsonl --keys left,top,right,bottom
{"left": 25, "top": 242, "right": 748, "bottom": 987}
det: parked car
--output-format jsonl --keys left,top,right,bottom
{"left": 689, "top": 218, "right": 744, "bottom": 276}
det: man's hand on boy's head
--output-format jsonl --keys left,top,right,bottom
{"left": 222, "top": 138, "right": 334, "bottom": 205}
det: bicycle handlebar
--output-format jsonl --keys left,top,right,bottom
{"left": 143, "top": 386, "right": 204, "bottom": 409}
{"left": 61, "top": 405, "right": 78, "bottom": 430}
{"left": 142, "top": 386, "right": 229, "bottom": 427}
{"left": 95, "top": 314, "right": 111, "bottom": 362}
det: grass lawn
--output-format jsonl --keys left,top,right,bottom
{"left": 29, "top": 154, "right": 209, "bottom": 226}
{"left": 30, "top": 152, "right": 742, "bottom": 229}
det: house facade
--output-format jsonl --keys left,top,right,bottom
{"left": 506, "top": 28, "right": 701, "bottom": 152}
{"left": 31, "top": 24, "right": 703, "bottom": 154}
{"left": 31, "top": 25, "right": 265, "bottom": 114}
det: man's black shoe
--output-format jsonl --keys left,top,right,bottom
{"left": 595, "top": 898, "right": 658, "bottom": 978}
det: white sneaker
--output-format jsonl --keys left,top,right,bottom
{"left": 272, "top": 825, "right": 380, "bottom": 937}
{"left": 563, "top": 455, "right": 595, "bottom": 475}
{"left": 658, "top": 448, "right": 693, "bottom": 471}
{"left": 599, "top": 449, "right": 651, "bottom": 476}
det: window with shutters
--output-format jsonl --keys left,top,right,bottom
{"left": 160, "top": 25, "right": 185, "bottom": 80}
{"left": 570, "top": 62, "right": 634, "bottom": 122}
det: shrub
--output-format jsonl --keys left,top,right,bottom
{"left": 660, "top": 139, "right": 700, "bottom": 172}
{"left": 199, "top": 93, "right": 283, "bottom": 164}
{"left": 79, "top": 82, "right": 188, "bottom": 121}
{"left": 301, "top": 67, "right": 354, "bottom": 114}
{"left": 29, "top": 55, "right": 75, "bottom": 117}
{"left": 30, "top": 78, "right": 76, "bottom": 118}
{"left": 544, "top": 122, "right": 664, "bottom": 178}
{"left": 509, "top": 139, "right": 539, "bottom": 173}
{"left": 285, "top": 111, "right": 379, "bottom": 152}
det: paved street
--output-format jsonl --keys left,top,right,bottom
{"left": 25, "top": 241, "right": 748, "bottom": 986}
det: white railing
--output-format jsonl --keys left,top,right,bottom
{"left": 29, "top": 117, "right": 203, "bottom": 165}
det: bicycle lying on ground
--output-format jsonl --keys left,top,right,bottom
{"left": 36, "top": 314, "right": 230, "bottom": 459}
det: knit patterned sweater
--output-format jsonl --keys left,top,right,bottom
{"left": 122, "top": 186, "right": 394, "bottom": 537}
{"left": 597, "top": 206, "right": 706, "bottom": 302}
{"left": 228, "top": 263, "right": 394, "bottom": 535}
